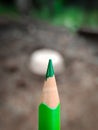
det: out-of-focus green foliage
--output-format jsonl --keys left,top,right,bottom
{"left": 0, "top": 0, "right": 98, "bottom": 31}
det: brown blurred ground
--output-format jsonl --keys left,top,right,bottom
{"left": 0, "top": 16, "right": 98, "bottom": 130}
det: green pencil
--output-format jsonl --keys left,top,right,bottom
{"left": 38, "top": 59, "right": 60, "bottom": 130}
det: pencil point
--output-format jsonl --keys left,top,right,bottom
{"left": 46, "top": 59, "right": 54, "bottom": 79}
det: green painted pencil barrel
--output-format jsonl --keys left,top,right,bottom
{"left": 38, "top": 103, "right": 60, "bottom": 130}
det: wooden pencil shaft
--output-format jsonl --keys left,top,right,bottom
{"left": 40, "top": 76, "right": 60, "bottom": 108}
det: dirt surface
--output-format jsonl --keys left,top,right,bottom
{"left": 0, "top": 16, "right": 98, "bottom": 130}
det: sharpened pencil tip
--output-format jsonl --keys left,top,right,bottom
{"left": 46, "top": 59, "right": 54, "bottom": 79}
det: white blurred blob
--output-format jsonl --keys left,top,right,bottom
{"left": 29, "top": 48, "right": 65, "bottom": 75}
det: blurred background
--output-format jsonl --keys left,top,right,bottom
{"left": 0, "top": 0, "right": 98, "bottom": 130}
{"left": 0, "top": 0, "right": 98, "bottom": 30}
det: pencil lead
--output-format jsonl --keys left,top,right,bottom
{"left": 46, "top": 59, "right": 54, "bottom": 79}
